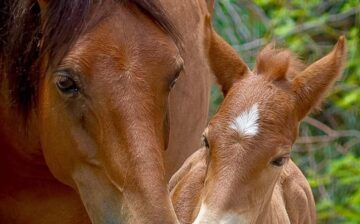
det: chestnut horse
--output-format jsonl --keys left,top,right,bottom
{"left": 0, "top": 0, "right": 234, "bottom": 223}
{"left": 170, "top": 37, "right": 346, "bottom": 223}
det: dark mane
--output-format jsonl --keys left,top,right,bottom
{"left": 0, "top": 0, "right": 181, "bottom": 117}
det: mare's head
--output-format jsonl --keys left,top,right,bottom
{"left": 194, "top": 37, "right": 346, "bottom": 223}
{"left": 2, "top": 1, "right": 183, "bottom": 223}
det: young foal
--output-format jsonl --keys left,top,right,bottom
{"left": 170, "top": 37, "right": 346, "bottom": 224}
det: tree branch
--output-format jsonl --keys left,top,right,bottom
{"left": 295, "top": 117, "right": 360, "bottom": 145}
{"left": 232, "top": 6, "right": 360, "bottom": 52}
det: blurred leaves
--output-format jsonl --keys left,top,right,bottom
{"left": 212, "top": 0, "right": 360, "bottom": 223}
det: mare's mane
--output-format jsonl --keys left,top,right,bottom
{"left": 0, "top": 0, "right": 180, "bottom": 116}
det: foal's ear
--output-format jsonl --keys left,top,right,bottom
{"left": 292, "top": 36, "right": 347, "bottom": 120}
{"left": 208, "top": 30, "right": 250, "bottom": 95}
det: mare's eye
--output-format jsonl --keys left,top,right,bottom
{"left": 271, "top": 156, "right": 289, "bottom": 167}
{"left": 55, "top": 74, "right": 79, "bottom": 95}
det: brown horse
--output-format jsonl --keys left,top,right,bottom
{"left": 170, "top": 37, "right": 346, "bottom": 223}
{"left": 0, "top": 0, "right": 236, "bottom": 223}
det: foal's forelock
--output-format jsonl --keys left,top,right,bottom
{"left": 254, "top": 45, "right": 305, "bottom": 81}
{"left": 0, "top": 0, "right": 180, "bottom": 117}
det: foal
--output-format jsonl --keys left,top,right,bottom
{"left": 170, "top": 37, "right": 346, "bottom": 224}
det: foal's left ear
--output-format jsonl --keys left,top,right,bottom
{"left": 292, "top": 36, "right": 347, "bottom": 120}
{"left": 208, "top": 30, "right": 250, "bottom": 95}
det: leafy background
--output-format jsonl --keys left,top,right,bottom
{"left": 211, "top": 0, "right": 360, "bottom": 223}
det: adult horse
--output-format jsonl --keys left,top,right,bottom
{"left": 0, "top": 0, "right": 234, "bottom": 223}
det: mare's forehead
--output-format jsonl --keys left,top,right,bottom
{"left": 61, "top": 5, "right": 180, "bottom": 75}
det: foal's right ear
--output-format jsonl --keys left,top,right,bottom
{"left": 208, "top": 30, "right": 250, "bottom": 95}
{"left": 292, "top": 36, "right": 347, "bottom": 120}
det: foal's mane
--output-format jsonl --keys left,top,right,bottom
{"left": 254, "top": 44, "right": 305, "bottom": 81}
{"left": 0, "top": 0, "right": 180, "bottom": 117}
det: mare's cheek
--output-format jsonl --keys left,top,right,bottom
{"left": 37, "top": 85, "right": 81, "bottom": 185}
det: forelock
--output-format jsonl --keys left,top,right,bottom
{"left": 254, "top": 44, "right": 305, "bottom": 81}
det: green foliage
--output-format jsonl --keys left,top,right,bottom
{"left": 212, "top": 0, "right": 360, "bottom": 222}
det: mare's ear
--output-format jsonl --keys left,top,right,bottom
{"left": 292, "top": 36, "right": 347, "bottom": 120}
{"left": 208, "top": 30, "right": 250, "bottom": 95}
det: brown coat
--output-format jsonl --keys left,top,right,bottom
{"left": 171, "top": 37, "right": 346, "bottom": 224}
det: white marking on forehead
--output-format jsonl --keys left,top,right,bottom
{"left": 230, "top": 103, "right": 260, "bottom": 136}
{"left": 193, "top": 203, "right": 249, "bottom": 224}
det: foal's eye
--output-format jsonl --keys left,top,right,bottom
{"left": 55, "top": 75, "right": 79, "bottom": 95}
{"left": 271, "top": 156, "right": 289, "bottom": 167}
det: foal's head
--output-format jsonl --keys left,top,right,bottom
{"left": 196, "top": 37, "right": 346, "bottom": 222}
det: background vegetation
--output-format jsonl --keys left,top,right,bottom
{"left": 212, "top": 0, "right": 360, "bottom": 223}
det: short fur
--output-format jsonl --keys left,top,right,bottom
{"left": 0, "top": 0, "right": 180, "bottom": 115}
{"left": 255, "top": 44, "right": 305, "bottom": 81}
{"left": 0, "top": 0, "right": 232, "bottom": 223}
{"left": 171, "top": 37, "right": 346, "bottom": 224}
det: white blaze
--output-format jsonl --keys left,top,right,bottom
{"left": 230, "top": 103, "right": 260, "bottom": 136}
